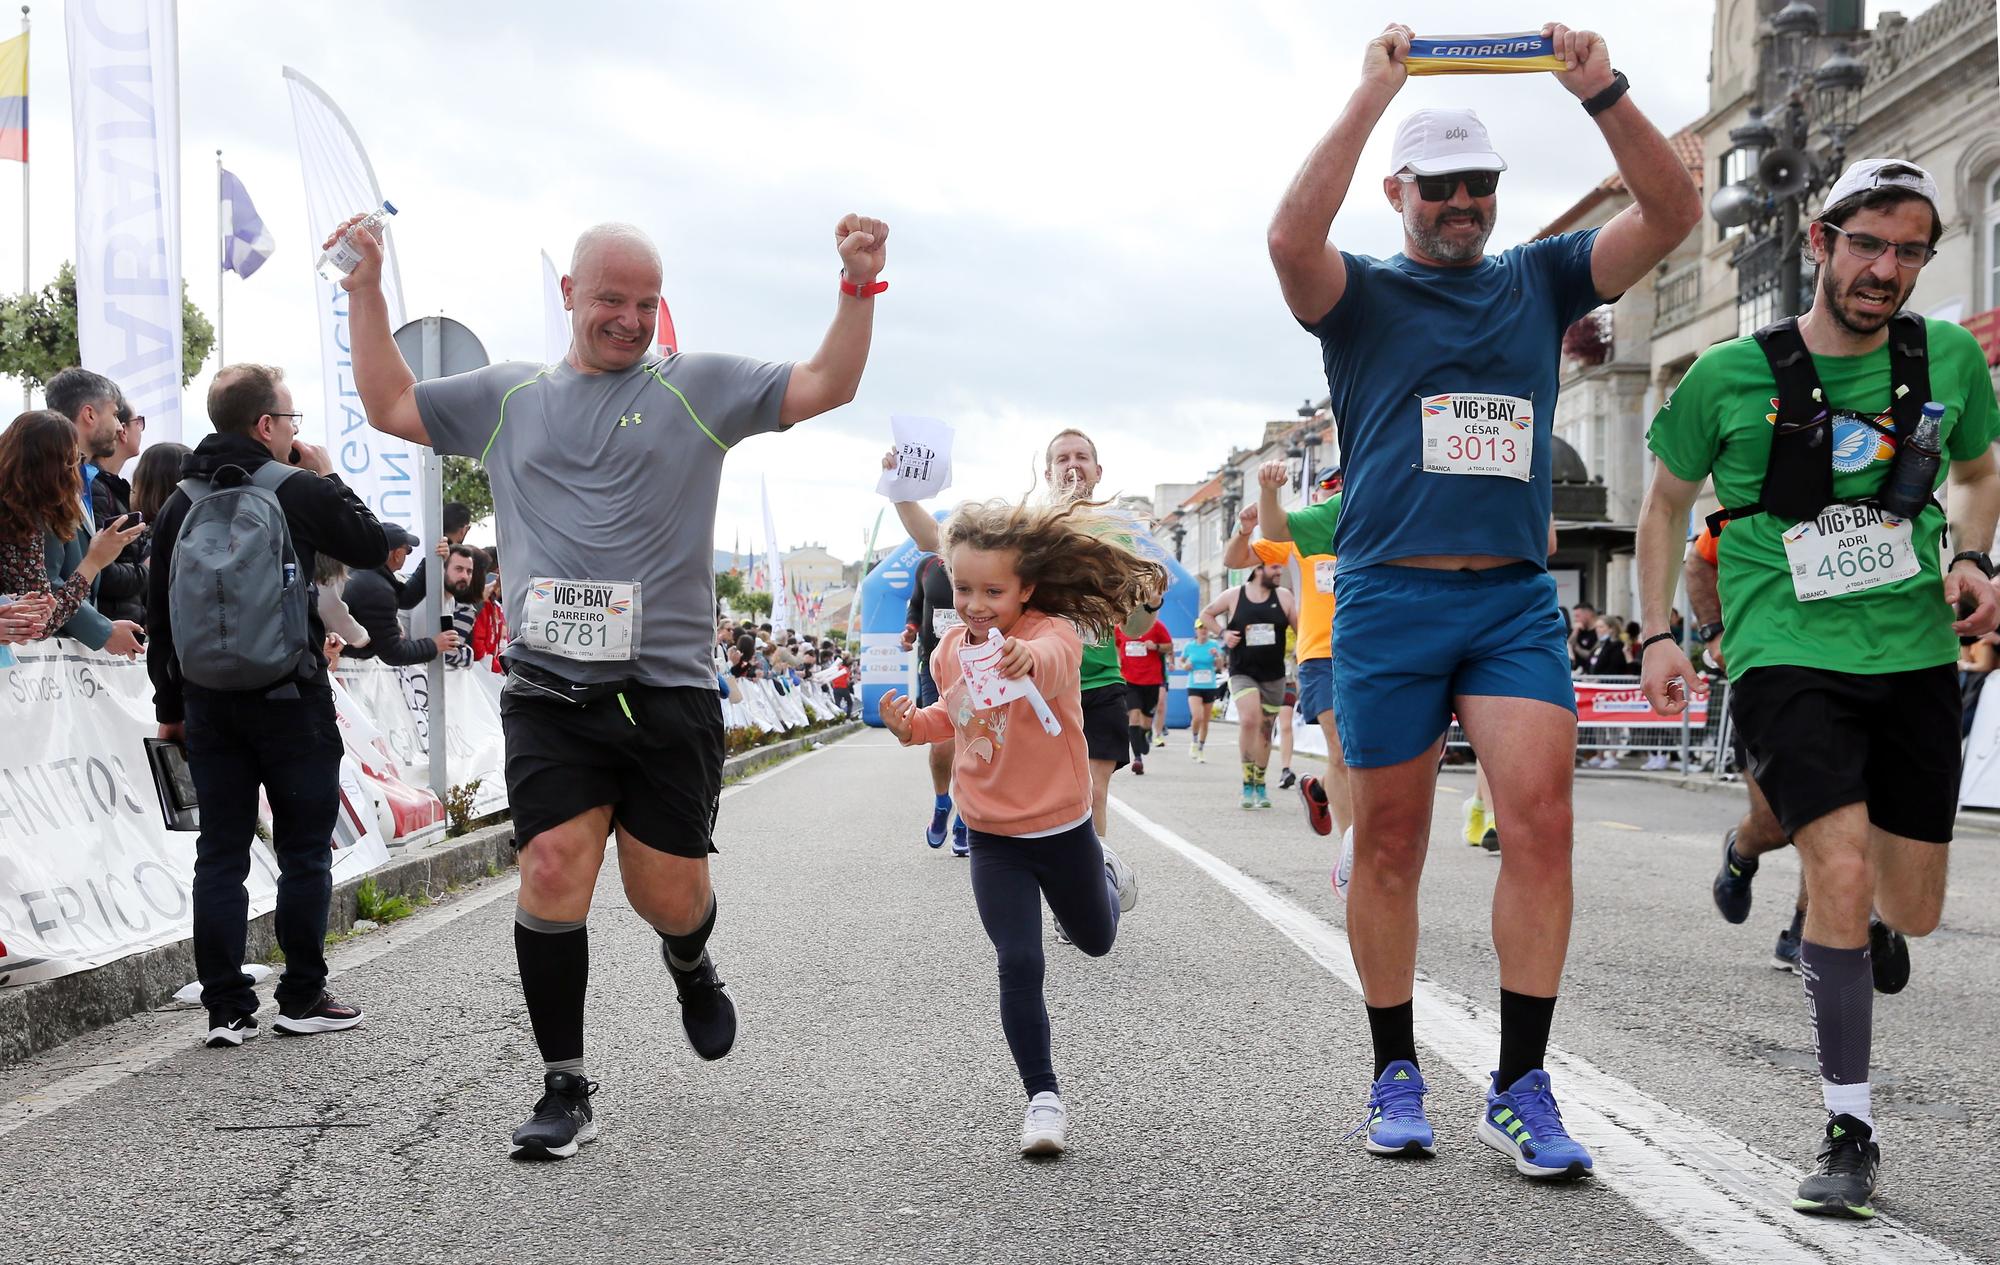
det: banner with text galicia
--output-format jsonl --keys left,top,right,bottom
{"left": 0, "top": 646, "right": 394, "bottom": 988}
{"left": 282, "top": 67, "right": 423, "bottom": 546}
{"left": 65, "top": 0, "right": 184, "bottom": 443}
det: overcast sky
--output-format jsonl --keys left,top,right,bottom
{"left": 1, "top": 1, "right": 1934, "bottom": 563}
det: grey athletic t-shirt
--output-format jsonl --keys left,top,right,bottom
{"left": 415, "top": 353, "right": 792, "bottom": 689}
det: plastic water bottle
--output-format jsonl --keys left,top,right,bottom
{"left": 1878, "top": 402, "right": 1945, "bottom": 520}
{"left": 315, "top": 201, "right": 397, "bottom": 281}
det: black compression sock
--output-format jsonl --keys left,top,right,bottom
{"left": 1128, "top": 724, "right": 1150, "bottom": 758}
{"left": 514, "top": 914, "right": 588, "bottom": 1065}
{"left": 1366, "top": 1000, "right": 1417, "bottom": 1078}
{"left": 660, "top": 894, "right": 718, "bottom": 971}
{"left": 1497, "top": 989, "right": 1558, "bottom": 1089}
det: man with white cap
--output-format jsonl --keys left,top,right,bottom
{"left": 1637, "top": 157, "right": 2000, "bottom": 1218}
{"left": 1265, "top": 22, "right": 1699, "bottom": 1177}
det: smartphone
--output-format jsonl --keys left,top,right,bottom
{"left": 441, "top": 616, "right": 456, "bottom": 633}
{"left": 117, "top": 512, "right": 145, "bottom": 529}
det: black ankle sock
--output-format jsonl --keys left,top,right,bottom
{"left": 1366, "top": 1000, "right": 1417, "bottom": 1077}
{"left": 1497, "top": 989, "right": 1558, "bottom": 1089}
{"left": 660, "top": 894, "right": 718, "bottom": 971}
{"left": 514, "top": 920, "right": 587, "bottom": 1064}
{"left": 1128, "top": 724, "right": 1150, "bottom": 758}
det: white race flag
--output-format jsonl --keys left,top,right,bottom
{"left": 540, "top": 249, "right": 569, "bottom": 364}
{"left": 283, "top": 67, "right": 422, "bottom": 544}
{"left": 66, "top": 0, "right": 184, "bottom": 443}
{"left": 761, "top": 475, "right": 791, "bottom": 633}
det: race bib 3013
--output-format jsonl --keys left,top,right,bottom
{"left": 1420, "top": 392, "right": 1533, "bottom": 481}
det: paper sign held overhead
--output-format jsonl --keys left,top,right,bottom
{"left": 876, "top": 415, "right": 955, "bottom": 503}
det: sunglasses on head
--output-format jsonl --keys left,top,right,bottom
{"left": 1397, "top": 170, "right": 1500, "bottom": 202}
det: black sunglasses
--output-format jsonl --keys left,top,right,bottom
{"left": 1398, "top": 170, "right": 1501, "bottom": 202}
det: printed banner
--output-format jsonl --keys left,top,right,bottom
{"left": 334, "top": 659, "right": 505, "bottom": 821}
{"left": 1405, "top": 32, "right": 1565, "bottom": 75}
{"left": 66, "top": 0, "right": 184, "bottom": 443}
{"left": 282, "top": 67, "right": 422, "bottom": 545}
{"left": 0, "top": 645, "right": 391, "bottom": 987}
{"left": 1572, "top": 676, "right": 1709, "bottom": 728}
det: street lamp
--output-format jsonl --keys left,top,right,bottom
{"left": 1219, "top": 464, "right": 1244, "bottom": 543}
{"left": 1706, "top": 5, "right": 1867, "bottom": 327}
{"left": 1170, "top": 521, "right": 1186, "bottom": 560}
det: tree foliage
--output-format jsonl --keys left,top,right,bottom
{"left": 443, "top": 456, "right": 494, "bottom": 525}
{"left": 715, "top": 570, "right": 746, "bottom": 605}
{"left": 0, "top": 262, "right": 216, "bottom": 391}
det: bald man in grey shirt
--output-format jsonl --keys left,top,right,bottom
{"left": 338, "top": 210, "right": 889, "bottom": 1160}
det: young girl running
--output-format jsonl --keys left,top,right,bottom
{"left": 880, "top": 497, "right": 1163, "bottom": 1157}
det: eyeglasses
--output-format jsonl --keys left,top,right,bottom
{"left": 1822, "top": 224, "right": 1936, "bottom": 269}
{"left": 267, "top": 412, "right": 307, "bottom": 423}
{"left": 1397, "top": 170, "right": 1500, "bottom": 202}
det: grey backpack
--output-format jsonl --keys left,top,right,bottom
{"left": 167, "top": 461, "right": 318, "bottom": 692}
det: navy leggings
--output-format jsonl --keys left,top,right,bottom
{"left": 967, "top": 819, "right": 1121, "bottom": 1096}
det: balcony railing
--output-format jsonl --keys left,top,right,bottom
{"left": 1655, "top": 263, "right": 1702, "bottom": 334}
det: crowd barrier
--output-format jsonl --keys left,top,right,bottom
{"left": 0, "top": 646, "right": 850, "bottom": 990}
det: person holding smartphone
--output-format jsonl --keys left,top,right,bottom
{"left": 0, "top": 410, "right": 146, "bottom": 655}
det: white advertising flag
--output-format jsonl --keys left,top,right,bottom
{"left": 540, "top": 249, "right": 569, "bottom": 364}
{"left": 762, "top": 475, "right": 791, "bottom": 633}
{"left": 282, "top": 67, "right": 423, "bottom": 544}
{"left": 66, "top": 0, "right": 184, "bottom": 443}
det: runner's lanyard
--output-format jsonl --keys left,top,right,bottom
{"left": 1418, "top": 392, "right": 1533, "bottom": 481}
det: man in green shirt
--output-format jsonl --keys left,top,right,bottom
{"left": 1636, "top": 159, "right": 2000, "bottom": 1219}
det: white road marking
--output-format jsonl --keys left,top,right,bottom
{"left": 0, "top": 870, "right": 522, "bottom": 1139}
{"left": 1109, "top": 795, "right": 1975, "bottom": 1265}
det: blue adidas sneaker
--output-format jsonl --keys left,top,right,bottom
{"left": 1345, "top": 1060, "right": 1435, "bottom": 1157}
{"left": 1479, "top": 1068, "right": 1593, "bottom": 1180}
{"left": 950, "top": 817, "right": 970, "bottom": 858}
{"left": 926, "top": 797, "right": 951, "bottom": 849}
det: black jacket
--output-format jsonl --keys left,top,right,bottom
{"left": 147, "top": 434, "right": 390, "bottom": 724}
{"left": 86, "top": 465, "right": 147, "bottom": 624}
{"left": 342, "top": 564, "right": 441, "bottom": 667}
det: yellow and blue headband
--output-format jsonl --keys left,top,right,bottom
{"left": 1405, "top": 32, "right": 1566, "bottom": 76}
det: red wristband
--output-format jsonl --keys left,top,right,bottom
{"left": 840, "top": 273, "right": 888, "bottom": 298}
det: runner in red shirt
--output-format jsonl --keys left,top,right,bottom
{"left": 1117, "top": 615, "right": 1174, "bottom": 775}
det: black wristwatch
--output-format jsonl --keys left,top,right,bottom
{"left": 1581, "top": 70, "right": 1630, "bottom": 118}
{"left": 1950, "top": 551, "right": 1995, "bottom": 578}
{"left": 1695, "top": 621, "right": 1725, "bottom": 644}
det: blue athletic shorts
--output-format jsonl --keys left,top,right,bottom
{"left": 1297, "top": 657, "right": 1333, "bottom": 718}
{"left": 1331, "top": 562, "right": 1575, "bottom": 768}
{"left": 917, "top": 656, "right": 941, "bottom": 708}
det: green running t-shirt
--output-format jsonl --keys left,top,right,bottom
{"left": 1645, "top": 317, "right": 2000, "bottom": 679}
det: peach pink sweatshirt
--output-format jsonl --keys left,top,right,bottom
{"left": 905, "top": 609, "right": 1092, "bottom": 836}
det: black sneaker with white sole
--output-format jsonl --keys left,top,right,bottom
{"left": 272, "top": 992, "right": 365, "bottom": 1036}
{"left": 665, "top": 950, "right": 737, "bottom": 1061}
{"left": 204, "top": 1014, "right": 260, "bottom": 1048}
{"left": 509, "top": 1071, "right": 600, "bottom": 1161}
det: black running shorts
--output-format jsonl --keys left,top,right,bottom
{"left": 1729, "top": 663, "right": 1959, "bottom": 844}
{"left": 1081, "top": 683, "right": 1130, "bottom": 769}
{"left": 1126, "top": 682, "right": 1161, "bottom": 718}
{"left": 500, "top": 673, "right": 725, "bottom": 858}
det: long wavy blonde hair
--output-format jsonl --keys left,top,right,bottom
{"left": 942, "top": 498, "right": 1165, "bottom": 638}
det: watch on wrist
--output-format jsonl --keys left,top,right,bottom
{"left": 1951, "top": 551, "right": 1995, "bottom": 578}
{"left": 1695, "top": 621, "right": 1725, "bottom": 644}
{"left": 1581, "top": 69, "right": 1629, "bottom": 117}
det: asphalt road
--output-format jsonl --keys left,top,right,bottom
{"left": 1, "top": 725, "right": 1994, "bottom": 1265}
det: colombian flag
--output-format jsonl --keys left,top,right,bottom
{"left": 0, "top": 31, "right": 23, "bottom": 162}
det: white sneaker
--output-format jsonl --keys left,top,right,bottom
{"left": 1021, "top": 1091, "right": 1068, "bottom": 1155}
{"left": 1333, "top": 826, "right": 1354, "bottom": 903}
{"left": 1103, "top": 844, "right": 1138, "bottom": 913}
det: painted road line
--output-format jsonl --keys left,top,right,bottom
{"left": 0, "top": 870, "right": 522, "bottom": 1139}
{"left": 1109, "top": 795, "right": 1974, "bottom": 1265}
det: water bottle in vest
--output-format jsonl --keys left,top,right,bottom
{"left": 1878, "top": 402, "right": 1945, "bottom": 520}
{"left": 166, "top": 462, "right": 318, "bottom": 691}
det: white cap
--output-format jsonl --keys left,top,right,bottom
{"left": 1820, "top": 158, "right": 1939, "bottom": 215}
{"left": 1389, "top": 109, "right": 1508, "bottom": 176}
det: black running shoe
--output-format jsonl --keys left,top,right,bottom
{"left": 1711, "top": 829, "right": 1757, "bottom": 925}
{"left": 665, "top": 950, "right": 738, "bottom": 1060}
{"left": 1868, "top": 919, "right": 1910, "bottom": 995}
{"left": 1481, "top": 828, "right": 1500, "bottom": 853}
{"left": 509, "top": 1071, "right": 600, "bottom": 1161}
{"left": 1277, "top": 768, "right": 1298, "bottom": 791}
{"left": 204, "top": 1014, "right": 260, "bottom": 1049}
{"left": 272, "top": 992, "right": 365, "bottom": 1037}
{"left": 1792, "top": 1113, "right": 1878, "bottom": 1219}
{"left": 1772, "top": 912, "right": 1804, "bottom": 973}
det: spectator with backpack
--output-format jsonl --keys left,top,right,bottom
{"left": 146, "top": 364, "right": 391, "bottom": 1050}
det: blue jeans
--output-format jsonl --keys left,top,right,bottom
{"left": 967, "top": 819, "right": 1120, "bottom": 1095}
{"left": 185, "top": 684, "right": 345, "bottom": 1020}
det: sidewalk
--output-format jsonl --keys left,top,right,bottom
{"left": 0, "top": 720, "right": 861, "bottom": 1066}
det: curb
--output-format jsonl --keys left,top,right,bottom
{"left": 0, "top": 719, "right": 863, "bottom": 1067}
